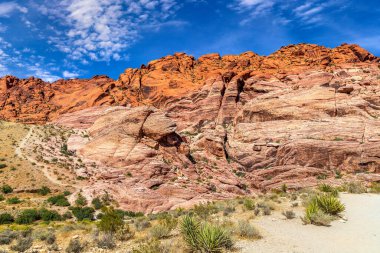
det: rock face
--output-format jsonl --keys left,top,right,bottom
{"left": 3, "top": 43, "right": 380, "bottom": 212}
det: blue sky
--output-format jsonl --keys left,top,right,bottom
{"left": 0, "top": 0, "right": 379, "bottom": 81}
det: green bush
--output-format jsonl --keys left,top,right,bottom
{"left": 180, "top": 215, "right": 233, "bottom": 252}
{"left": 0, "top": 213, "right": 14, "bottom": 224}
{"left": 38, "top": 186, "right": 51, "bottom": 196}
{"left": 47, "top": 194, "right": 70, "bottom": 206}
{"left": 16, "top": 209, "right": 40, "bottom": 224}
{"left": 243, "top": 198, "right": 255, "bottom": 210}
{"left": 91, "top": 197, "right": 103, "bottom": 210}
{"left": 193, "top": 202, "right": 218, "bottom": 219}
{"left": 70, "top": 207, "right": 94, "bottom": 221}
{"left": 7, "top": 197, "right": 22, "bottom": 204}
{"left": 1, "top": 185, "right": 13, "bottom": 194}
{"left": 39, "top": 209, "right": 62, "bottom": 222}
{"left": 75, "top": 193, "right": 87, "bottom": 207}
{"left": 0, "top": 195, "right": 4, "bottom": 201}
{"left": 237, "top": 220, "right": 261, "bottom": 239}
{"left": 0, "top": 164, "right": 7, "bottom": 169}
{"left": 98, "top": 207, "right": 124, "bottom": 233}
{"left": 15, "top": 209, "right": 61, "bottom": 224}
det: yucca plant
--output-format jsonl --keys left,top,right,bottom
{"left": 197, "top": 223, "right": 233, "bottom": 253}
{"left": 180, "top": 215, "right": 233, "bottom": 252}
{"left": 180, "top": 215, "right": 200, "bottom": 251}
{"left": 302, "top": 199, "right": 319, "bottom": 224}
{"left": 316, "top": 194, "right": 345, "bottom": 215}
{"left": 318, "top": 184, "right": 339, "bottom": 197}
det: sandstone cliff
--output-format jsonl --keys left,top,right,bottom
{"left": 3, "top": 43, "right": 380, "bottom": 212}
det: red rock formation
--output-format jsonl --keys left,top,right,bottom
{"left": 1, "top": 44, "right": 377, "bottom": 123}
{"left": 3, "top": 43, "right": 380, "bottom": 211}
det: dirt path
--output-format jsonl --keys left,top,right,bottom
{"left": 238, "top": 193, "right": 380, "bottom": 253}
{"left": 15, "top": 126, "right": 71, "bottom": 188}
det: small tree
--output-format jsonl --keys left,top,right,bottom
{"left": 98, "top": 207, "right": 124, "bottom": 234}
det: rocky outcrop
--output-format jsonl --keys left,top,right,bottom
{"left": 1, "top": 44, "right": 378, "bottom": 124}
{"left": 3, "top": 43, "right": 380, "bottom": 212}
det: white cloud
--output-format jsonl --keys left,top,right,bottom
{"left": 41, "top": 0, "right": 182, "bottom": 62}
{"left": 63, "top": 70, "right": 79, "bottom": 79}
{"left": 0, "top": 2, "right": 27, "bottom": 17}
{"left": 230, "top": 0, "right": 345, "bottom": 26}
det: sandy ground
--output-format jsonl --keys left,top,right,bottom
{"left": 238, "top": 193, "right": 380, "bottom": 253}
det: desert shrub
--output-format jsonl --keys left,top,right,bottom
{"left": 318, "top": 184, "right": 339, "bottom": 197}
{"left": 193, "top": 202, "right": 218, "bottom": 219}
{"left": 47, "top": 194, "right": 70, "bottom": 207}
{"left": 38, "top": 186, "right": 51, "bottom": 196}
{"left": 124, "top": 210, "right": 144, "bottom": 218}
{"left": 282, "top": 210, "right": 296, "bottom": 219}
{"left": 262, "top": 206, "right": 271, "bottom": 215}
{"left": 237, "top": 220, "right": 261, "bottom": 239}
{"left": 116, "top": 225, "right": 134, "bottom": 241}
{"left": 254, "top": 208, "right": 260, "bottom": 216}
{"left": 63, "top": 211, "right": 73, "bottom": 220}
{"left": 39, "top": 209, "right": 62, "bottom": 222}
{"left": 149, "top": 224, "right": 172, "bottom": 239}
{"left": 75, "top": 193, "right": 87, "bottom": 207}
{"left": 91, "top": 197, "right": 103, "bottom": 210}
{"left": 0, "top": 230, "right": 17, "bottom": 245}
{"left": 7, "top": 197, "right": 21, "bottom": 204}
{"left": 98, "top": 207, "right": 124, "bottom": 233}
{"left": 132, "top": 239, "right": 168, "bottom": 253}
{"left": 180, "top": 215, "right": 233, "bottom": 252}
{"left": 46, "top": 233, "right": 56, "bottom": 245}
{"left": 16, "top": 209, "right": 40, "bottom": 224}
{"left": 134, "top": 217, "right": 151, "bottom": 231}
{"left": 281, "top": 184, "right": 288, "bottom": 193}
{"left": 11, "top": 236, "right": 33, "bottom": 252}
{"left": 70, "top": 207, "right": 95, "bottom": 221}
{"left": 0, "top": 213, "right": 14, "bottom": 224}
{"left": 344, "top": 181, "right": 366, "bottom": 194}
{"left": 0, "top": 164, "right": 6, "bottom": 169}
{"left": 1, "top": 185, "right": 13, "bottom": 194}
{"left": 315, "top": 195, "right": 345, "bottom": 215}
{"left": 96, "top": 233, "right": 116, "bottom": 249}
{"left": 243, "top": 198, "right": 255, "bottom": 210}
{"left": 66, "top": 239, "right": 84, "bottom": 253}
{"left": 0, "top": 195, "right": 4, "bottom": 201}
{"left": 369, "top": 182, "right": 380, "bottom": 193}
{"left": 222, "top": 206, "right": 235, "bottom": 216}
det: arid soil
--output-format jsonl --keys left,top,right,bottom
{"left": 238, "top": 193, "right": 380, "bottom": 253}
